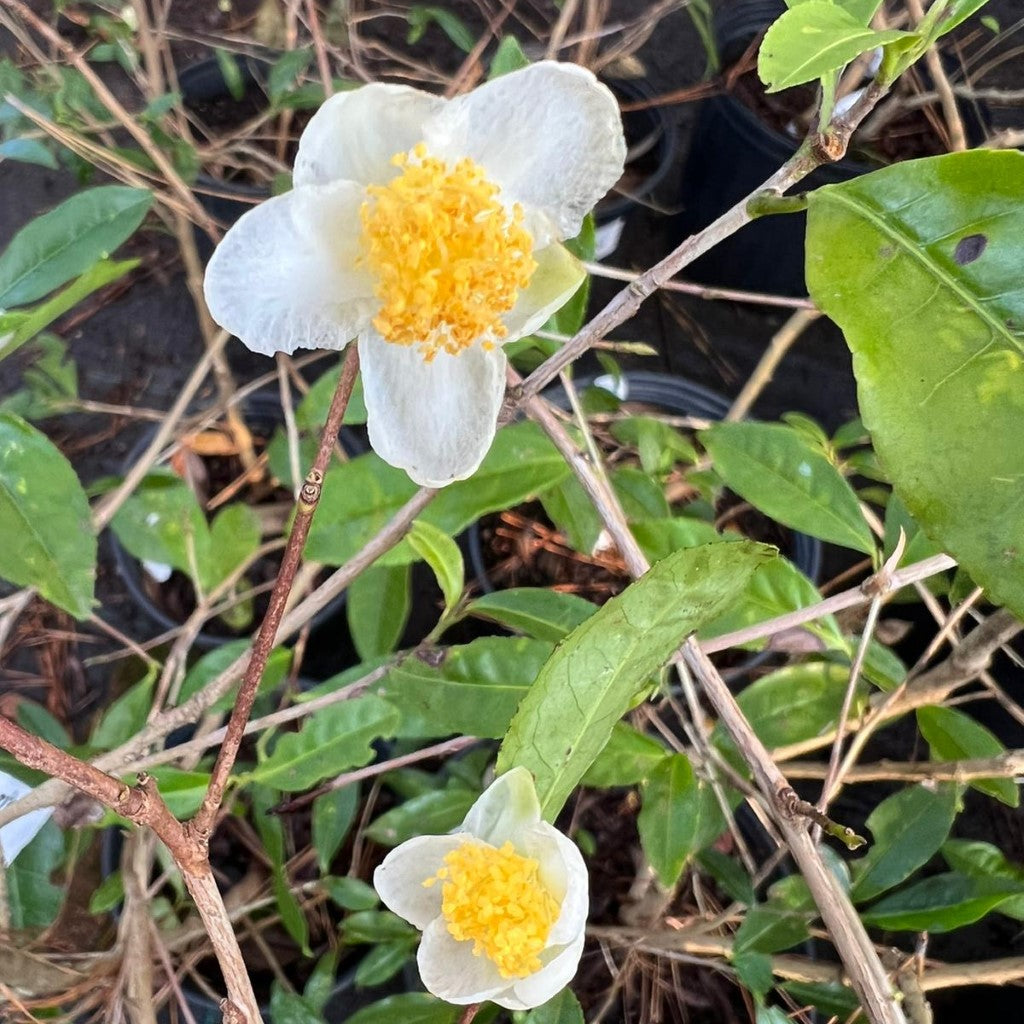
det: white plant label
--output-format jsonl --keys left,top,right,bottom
{"left": 0, "top": 769, "right": 52, "bottom": 864}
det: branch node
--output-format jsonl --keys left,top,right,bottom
{"left": 298, "top": 469, "right": 324, "bottom": 514}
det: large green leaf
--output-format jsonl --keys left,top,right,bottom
{"left": 759, "top": 2, "right": 910, "bottom": 92}
{"left": 243, "top": 695, "right": 399, "bottom": 792}
{"left": 917, "top": 705, "right": 1019, "bottom": 807}
{"left": 0, "top": 186, "right": 151, "bottom": 307}
{"left": 347, "top": 563, "right": 411, "bottom": 660}
{"left": 524, "top": 990, "right": 585, "bottom": 1024}
{"left": 850, "top": 783, "right": 958, "bottom": 902}
{"left": 702, "top": 421, "right": 875, "bottom": 555}
{"left": 862, "top": 872, "right": 1024, "bottom": 932}
{"left": 497, "top": 541, "right": 775, "bottom": 819}
{"left": 0, "top": 413, "right": 95, "bottom": 617}
{"left": 346, "top": 994, "right": 458, "bottom": 1024}
{"left": 806, "top": 150, "right": 1024, "bottom": 615}
{"left": 5, "top": 820, "right": 64, "bottom": 928}
{"left": 465, "top": 588, "right": 597, "bottom": 642}
{"left": 369, "top": 636, "right": 552, "bottom": 739}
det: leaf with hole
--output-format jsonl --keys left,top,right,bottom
{"left": 807, "top": 151, "right": 1024, "bottom": 616}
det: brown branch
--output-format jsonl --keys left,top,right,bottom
{"left": 190, "top": 345, "right": 361, "bottom": 839}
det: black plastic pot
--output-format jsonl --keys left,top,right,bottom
{"left": 594, "top": 78, "right": 678, "bottom": 259}
{"left": 111, "top": 391, "right": 359, "bottom": 651}
{"left": 468, "top": 369, "right": 822, "bottom": 596}
{"left": 179, "top": 55, "right": 273, "bottom": 229}
{"left": 673, "top": 0, "right": 989, "bottom": 295}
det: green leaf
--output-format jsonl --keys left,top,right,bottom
{"left": 347, "top": 563, "right": 411, "bottom": 660}
{"left": 917, "top": 705, "right": 1019, "bottom": 807}
{"left": 268, "top": 988, "right": 321, "bottom": 1024}
{"left": 583, "top": 723, "right": 667, "bottom": 787}
{"left": 524, "top": 989, "right": 585, "bottom": 1024}
{"left": 0, "top": 414, "right": 95, "bottom": 617}
{"left": 850, "top": 784, "right": 958, "bottom": 902}
{"left": 365, "top": 786, "right": 477, "bottom": 847}
{"left": 0, "top": 258, "right": 137, "bottom": 360}
{"left": 497, "top": 541, "right": 775, "bottom": 819}
{"left": 781, "top": 981, "right": 860, "bottom": 1021}
{"left": 268, "top": 49, "right": 313, "bottom": 104}
{"left": 735, "top": 904, "right": 810, "bottom": 954}
{"left": 638, "top": 753, "right": 705, "bottom": 886}
{"left": 733, "top": 950, "right": 774, "bottom": 1001}
{"left": 758, "top": 3, "right": 911, "bottom": 92}
{"left": 702, "top": 421, "right": 875, "bottom": 555}
{"left": 5, "top": 819, "right": 64, "bottom": 928}
{"left": 313, "top": 785, "right": 360, "bottom": 874}
{"left": 243, "top": 696, "right": 399, "bottom": 792}
{"left": 943, "top": 838, "right": 1024, "bottom": 883}
{"left": 16, "top": 701, "right": 70, "bottom": 749}
{"left": 408, "top": 519, "right": 464, "bottom": 616}
{"left": 0, "top": 333, "right": 78, "bottom": 421}
{"left": 307, "top": 423, "right": 569, "bottom": 566}
{"left": 697, "top": 847, "right": 755, "bottom": 906}
{"left": 0, "top": 186, "right": 151, "bottom": 307}
{"left": 0, "top": 138, "right": 57, "bottom": 169}
{"left": 700, "top": 557, "right": 845, "bottom": 651}
{"left": 722, "top": 663, "right": 859, "bottom": 753}
{"left": 806, "top": 150, "right": 1024, "bottom": 616}
{"left": 203, "top": 502, "right": 261, "bottom": 592}
{"left": 343, "top": 909, "right": 419, "bottom": 944}
{"left": 355, "top": 940, "right": 414, "bottom": 986}
{"left": 488, "top": 36, "right": 530, "bottom": 78}
{"left": 862, "top": 871, "right": 1024, "bottom": 932}
{"left": 406, "top": 5, "right": 476, "bottom": 52}
{"left": 93, "top": 668, "right": 156, "bottom": 749}
{"left": 88, "top": 870, "right": 125, "bottom": 914}
{"left": 465, "top": 588, "right": 597, "bottom": 642}
{"left": 177, "top": 641, "right": 292, "bottom": 712}
{"left": 632, "top": 517, "right": 724, "bottom": 562}
{"left": 323, "top": 875, "right": 378, "bottom": 911}
{"left": 213, "top": 48, "right": 245, "bottom": 100}
{"left": 370, "top": 637, "right": 552, "bottom": 739}
{"left": 346, "top": 994, "right": 458, "bottom": 1024}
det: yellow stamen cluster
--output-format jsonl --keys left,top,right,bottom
{"left": 359, "top": 143, "right": 536, "bottom": 362}
{"left": 423, "top": 839, "right": 559, "bottom": 979}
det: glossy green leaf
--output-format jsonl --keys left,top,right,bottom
{"left": 524, "top": 989, "right": 585, "bottom": 1024}
{"left": 307, "top": 423, "right": 569, "bottom": 566}
{"left": 243, "top": 695, "right": 398, "bottom": 792}
{"left": 862, "top": 871, "right": 1024, "bottom": 932}
{"left": 697, "top": 848, "right": 755, "bottom": 906}
{"left": 0, "top": 414, "right": 95, "bottom": 616}
{"left": 702, "top": 421, "right": 874, "bottom": 554}
{"left": 0, "top": 138, "right": 57, "bottom": 169}
{"left": 917, "top": 705, "right": 1019, "bottom": 807}
{"left": 721, "top": 663, "right": 858, "bottom": 753}
{"left": 88, "top": 871, "right": 125, "bottom": 915}
{"left": 16, "top": 701, "right": 69, "bottom": 749}
{"left": 177, "top": 641, "right": 292, "bottom": 712}
{"left": 780, "top": 980, "right": 860, "bottom": 1021}
{"left": 0, "top": 333, "right": 78, "bottom": 421}
{"left": 850, "top": 784, "right": 958, "bottom": 902}
{"left": 488, "top": 35, "right": 531, "bottom": 78}
{"left": 0, "top": 186, "right": 150, "bottom": 307}
{"left": 5, "top": 820, "right": 64, "bottom": 928}
{"left": 700, "top": 556, "right": 845, "bottom": 651}
{"left": 252, "top": 785, "right": 309, "bottom": 953}
{"left": 0, "top": 258, "right": 137, "bottom": 360}
{"left": 313, "top": 785, "right": 360, "bottom": 874}
{"left": 465, "top": 588, "right": 597, "bottom": 642}
{"left": 758, "top": 3, "right": 910, "bottom": 92}
{"left": 347, "top": 563, "right": 411, "bottom": 660}
{"left": 370, "top": 637, "right": 552, "bottom": 739}
{"left": 638, "top": 753, "right": 704, "bottom": 886}
{"left": 498, "top": 541, "right": 775, "bottom": 819}
{"left": 346, "top": 994, "right": 458, "bottom": 1024}
{"left": 583, "top": 723, "right": 668, "bottom": 787}
{"left": 355, "top": 940, "right": 414, "bottom": 986}
{"left": 323, "top": 875, "right": 378, "bottom": 911}
{"left": 146, "top": 767, "right": 211, "bottom": 819}
{"left": 733, "top": 950, "right": 774, "bottom": 1001}
{"left": 735, "top": 904, "right": 810, "bottom": 954}
{"left": 943, "top": 838, "right": 1024, "bottom": 883}
{"left": 204, "top": 503, "right": 261, "bottom": 592}
{"left": 93, "top": 668, "right": 156, "bottom": 749}
{"left": 632, "top": 517, "right": 724, "bottom": 562}
{"left": 408, "top": 519, "right": 464, "bottom": 615}
{"left": 268, "top": 48, "right": 313, "bottom": 104}
{"left": 806, "top": 150, "right": 1024, "bottom": 615}
{"left": 407, "top": 5, "right": 475, "bottom": 51}
{"left": 343, "top": 909, "right": 419, "bottom": 943}
{"left": 365, "top": 786, "right": 477, "bottom": 847}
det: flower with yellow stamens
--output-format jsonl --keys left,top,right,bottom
{"left": 203, "top": 62, "right": 625, "bottom": 487}
{"left": 373, "top": 767, "right": 589, "bottom": 1009}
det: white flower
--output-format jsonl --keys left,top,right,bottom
{"left": 203, "top": 62, "right": 625, "bottom": 487}
{"left": 373, "top": 766, "right": 589, "bottom": 1010}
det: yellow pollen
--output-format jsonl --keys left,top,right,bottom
{"left": 359, "top": 143, "right": 536, "bottom": 362}
{"left": 422, "top": 839, "right": 559, "bottom": 978}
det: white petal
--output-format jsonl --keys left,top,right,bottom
{"left": 462, "top": 766, "right": 542, "bottom": 847}
{"left": 294, "top": 83, "right": 446, "bottom": 188}
{"left": 373, "top": 834, "right": 465, "bottom": 929}
{"left": 531, "top": 826, "right": 589, "bottom": 945}
{"left": 416, "top": 916, "right": 509, "bottom": 1005}
{"left": 359, "top": 332, "right": 506, "bottom": 487}
{"left": 425, "top": 62, "right": 625, "bottom": 240}
{"left": 203, "top": 182, "right": 375, "bottom": 356}
{"left": 502, "top": 243, "right": 586, "bottom": 342}
{"left": 508, "top": 932, "right": 587, "bottom": 1010}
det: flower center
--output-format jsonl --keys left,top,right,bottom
{"left": 359, "top": 143, "right": 536, "bottom": 362}
{"left": 423, "top": 839, "right": 560, "bottom": 979}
